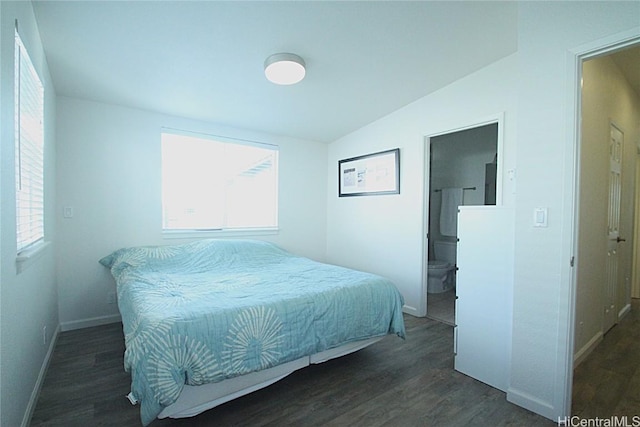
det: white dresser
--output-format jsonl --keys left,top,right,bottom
{"left": 454, "top": 206, "right": 514, "bottom": 392}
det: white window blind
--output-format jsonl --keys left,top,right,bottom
{"left": 15, "top": 29, "right": 45, "bottom": 252}
{"left": 161, "top": 130, "right": 278, "bottom": 231}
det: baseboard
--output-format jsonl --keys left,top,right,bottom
{"left": 618, "top": 303, "right": 631, "bottom": 319}
{"left": 60, "top": 313, "right": 122, "bottom": 332}
{"left": 402, "top": 304, "right": 423, "bottom": 317}
{"left": 22, "top": 315, "right": 122, "bottom": 425}
{"left": 573, "top": 331, "right": 603, "bottom": 367}
{"left": 21, "top": 323, "right": 61, "bottom": 427}
{"left": 506, "top": 387, "right": 556, "bottom": 421}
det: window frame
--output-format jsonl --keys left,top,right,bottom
{"left": 160, "top": 128, "right": 280, "bottom": 239}
{"left": 14, "top": 28, "right": 47, "bottom": 264}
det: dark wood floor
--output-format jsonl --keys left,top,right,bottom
{"left": 32, "top": 313, "right": 566, "bottom": 426}
{"left": 572, "top": 298, "right": 640, "bottom": 419}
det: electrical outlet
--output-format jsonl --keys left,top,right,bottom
{"left": 107, "top": 292, "right": 117, "bottom": 304}
{"left": 43, "top": 325, "right": 47, "bottom": 345}
{"left": 63, "top": 206, "right": 74, "bottom": 218}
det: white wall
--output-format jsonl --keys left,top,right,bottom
{"left": 574, "top": 54, "right": 640, "bottom": 362}
{"left": 326, "top": 53, "right": 518, "bottom": 318}
{"left": 55, "top": 97, "right": 328, "bottom": 328}
{"left": 0, "top": 2, "right": 58, "bottom": 427}
{"left": 509, "top": 1, "right": 640, "bottom": 420}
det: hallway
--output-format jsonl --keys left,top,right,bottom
{"left": 572, "top": 299, "right": 640, "bottom": 418}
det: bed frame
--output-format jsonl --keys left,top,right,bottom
{"left": 157, "top": 336, "right": 383, "bottom": 419}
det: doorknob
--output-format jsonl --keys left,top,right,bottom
{"left": 617, "top": 236, "right": 626, "bottom": 243}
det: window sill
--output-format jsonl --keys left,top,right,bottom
{"left": 16, "top": 240, "right": 51, "bottom": 274}
{"left": 162, "top": 227, "right": 279, "bottom": 240}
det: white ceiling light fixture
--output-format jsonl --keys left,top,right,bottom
{"left": 264, "top": 53, "right": 306, "bottom": 85}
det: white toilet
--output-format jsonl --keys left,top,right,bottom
{"left": 427, "top": 241, "right": 457, "bottom": 293}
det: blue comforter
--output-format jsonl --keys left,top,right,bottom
{"left": 100, "top": 239, "right": 405, "bottom": 425}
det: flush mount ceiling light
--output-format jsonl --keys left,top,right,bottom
{"left": 264, "top": 53, "right": 306, "bottom": 85}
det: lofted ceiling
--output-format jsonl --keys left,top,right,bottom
{"left": 32, "top": 1, "right": 520, "bottom": 142}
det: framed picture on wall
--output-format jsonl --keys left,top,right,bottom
{"left": 338, "top": 148, "right": 400, "bottom": 197}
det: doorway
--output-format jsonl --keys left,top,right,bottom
{"left": 424, "top": 123, "right": 498, "bottom": 325}
{"left": 571, "top": 42, "right": 640, "bottom": 416}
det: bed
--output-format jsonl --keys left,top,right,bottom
{"left": 99, "top": 239, "right": 406, "bottom": 425}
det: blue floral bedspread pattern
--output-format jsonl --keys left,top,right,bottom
{"left": 100, "top": 239, "right": 405, "bottom": 425}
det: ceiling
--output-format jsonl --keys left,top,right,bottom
{"left": 32, "top": 1, "right": 518, "bottom": 143}
{"left": 609, "top": 46, "right": 640, "bottom": 97}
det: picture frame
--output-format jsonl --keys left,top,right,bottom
{"left": 338, "top": 148, "right": 400, "bottom": 197}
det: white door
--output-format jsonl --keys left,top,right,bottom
{"left": 604, "top": 123, "right": 624, "bottom": 333}
{"left": 455, "top": 206, "right": 514, "bottom": 392}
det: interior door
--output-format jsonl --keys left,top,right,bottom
{"left": 604, "top": 123, "right": 624, "bottom": 333}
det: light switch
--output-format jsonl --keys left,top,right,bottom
{"left": 533, "top": 207, "right": 548, "bottom": 227}
{"left": 63, "top": 206, "right": 74, "bottom": 218}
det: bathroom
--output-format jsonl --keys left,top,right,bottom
{"left": 426, "top": 122, "right": 498, "bottom": 325}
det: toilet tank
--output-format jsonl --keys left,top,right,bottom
{"left": 434, "top": 241, "right": 457, "bottom": 265}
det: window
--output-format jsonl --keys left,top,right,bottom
{"left": 161, "top": 130, "right": 278, "bottom": 232}
{"left": 15, "top": 30, "right": 45, "bottom": 253}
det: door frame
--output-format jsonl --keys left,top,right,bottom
{"left": 561, "top": 29, "right": 640, "bottom": 417}
{"left": 421, "top": 113, "right": 505, "bottom": 317}
{"left": 633, "top": 144, "right": 640, "bottom": 299}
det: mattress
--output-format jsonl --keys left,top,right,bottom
{"left": 100, "top": 239, "right": 405, "bottom": 425}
